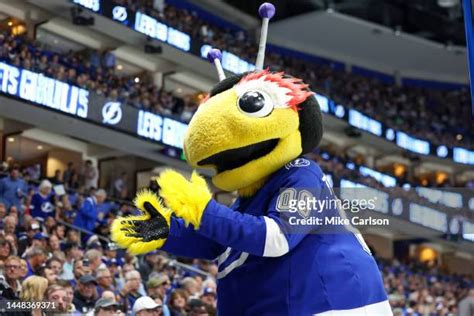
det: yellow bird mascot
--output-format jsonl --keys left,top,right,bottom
{"left": 111, "top": 3, "right": 392, "bottom": 315}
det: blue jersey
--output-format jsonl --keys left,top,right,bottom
{"left": 163, "top": 158, "right": 391, "bottom": 316}
{"left": 30, "top": 192, "right": 55, "bottom": 221}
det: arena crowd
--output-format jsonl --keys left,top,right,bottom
{"left": 0, "top": 0, "right": 472, "bottom": 148}
{"left": 0, "top": 156, "right": 472, "bottom": 315}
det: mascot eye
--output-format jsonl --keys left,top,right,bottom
{"left": 237, "top": 91, "right": 274, "bottom": 117}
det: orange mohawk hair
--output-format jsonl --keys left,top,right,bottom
{"left": 240, "top": 69, "right": 314, "bottom": 110}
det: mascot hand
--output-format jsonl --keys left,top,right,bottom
{"left": 158, "top": 169, "right": 212, "bottom": 229}
{"left": 111, "top": 190, "right": 171, "bottom": 255}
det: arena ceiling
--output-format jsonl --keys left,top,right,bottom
{"left": 224, "top": 0, "right": 468, "bottom": 46}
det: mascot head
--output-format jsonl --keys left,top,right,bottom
{"left": 183, "top": 3, "right": 323, "bottom": 195}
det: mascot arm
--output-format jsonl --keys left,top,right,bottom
{"left": 161, "top": 216, "right": 226, "bottom": 260}
{"left": 159, "top": 168, "right": 321, "bottom": 258}
{"left": 196, "top": 192, "right": 315, "bottom": 257}
{"left": 111, "top": 189, "right": 225, "bottom": 258}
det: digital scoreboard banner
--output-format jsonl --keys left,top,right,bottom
{"left": 0, "top": 61, "right": 188, "bottom": 151}
{"left": 339, "top": 179, "right": 474, "bottom": 242}
{"left": 0, "top": 62, "right": 89, "bottom": 118}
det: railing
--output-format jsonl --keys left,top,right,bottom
{"left": 56, "top": 220, "right": 211, "bottom": 278}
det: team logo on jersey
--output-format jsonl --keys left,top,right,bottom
{"left": 41, "top": 202, "right": 54, "bottom": 213}
{"left": 285, "top": 158, "right": 310, "bottom": 169}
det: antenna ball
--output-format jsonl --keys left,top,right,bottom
{"left": 207, "top": 48, "right": 223, "bottom": 63}
{"left": 258, "top": 2, "right": 276, "bottom": 19}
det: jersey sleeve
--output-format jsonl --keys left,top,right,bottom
{"left": 194, "top": 167, "right": 325, "bottom": 257}
{"left": 161, "top": 216, "right": 226, "bottom": 260}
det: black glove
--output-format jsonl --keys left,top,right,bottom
{"left": 121, "top": 202, "right": 170, "bottom": 242}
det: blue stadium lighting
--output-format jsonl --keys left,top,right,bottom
{"left": 0, "top": 62, "right": 89, "bottom": 118}
{"left": 385, "top": 128, "right": 395, "bottom": 141}
{"left": 463, "top": 222, "right": 474, "bottom": 241}
{"left": 436, "top": 145, "right": 448, "bottom": 158}
{"left": 134, "top": 12, "right": 191, "bottom": 52}
{"left": 314, "top": 93, "right": 329, "bottom": 113}
{"left": 348, "top": 109, "right": 382, "bottom": 136}
{"left": 137, "top": 110, "right": 188, "bottom": 149}
{"left": 201, "top": 44, "right": 254, "bottom": 74}
{"left": 449, "top": 218, "right": 460, "bottom": 234}
{"left": 469, "top": 197, "right": 474, "bottom": 211}
{"left": 391, "top": 198, "right": 403, "bottom": 216}
{"left": 409, "top": 203, "right": 448, "bottom": 233}
{"left": 73, "top": 0, "right": 100, "bottom": 12}
{"left": 453, "top": 147, "right": 474, "bottom": 165}
{"left": 334, "top": 104, "right": 345, "bottom": 118}
{"left": 395, "top": 132, "right": 430, "bottom": 155}
{"left": 416, "top": 187, "right": 463, "bottom": 209}
{"left": 359, "top": 166, "right": 397, "bottom": 187}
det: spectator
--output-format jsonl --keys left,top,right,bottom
{"left": 133, "top": 296, "right": 163, "bottom": 316}
{"left": 458, "top": 288, "right": 474, "bottom": 316}
{"left": 4, "top": 255, "right": 22, "bottom": 297}
{"left": 80, "top": 160, "right": 98, "bottom": 190}
{"left": 47, "top": 234, "right": 62, "bottom": 257}
{"left": 63, "top": 162, "right": 77, "bottom": 189}
{"left": 19, "top": 259, "right": 28, "bottom": 279}
{"left": 100, "top": 290, "right": 116, "bottom": 302}
{"left": 51, "top": 223, "right": 66, "bottom": 240}
{"left": 73, "top": 274, "right": 98, "bottom": 314}
{"left": 56, "top": 279, "right": 76, "bottom": 313}
{"left": 66, "top": 229, "right": 80, "bottom": 245}
{"left": 200, "top": 287, "right": 216, "bottom": 309}
{"left": 180, "top": 277, "right": 199, "bottom": 299}
{"left": 46, "top": 284, "right": 69, "bottom": 314}
{"left": 0, "top": 166, "right": 28, "bottom": 211}
{"left": 17, "top": 220, "right": 40, "bottom": 255}
{"left": 146, "top": 275, "right": 171, "bottom": 303}
{"left": 30, "top": 179, "right": 55, "bottom": 221}
{"left": 84, "top": 249, "right": 104, "bottom": 273}
{"left": 60, "top": 242, "right": 81, "bottom": 281}
{"left": 112, "top": 172, "right": 128, "bottom": 199}
{"left": 25, "top": 247, "right": 47, "bottom": 277}
{"left": 72, "top": 259, "right": 91, "bottom": 287}
{"left": 94, "top": 297, "right": 120, "bottom": 316}
{"left": 0, "top": 202, "right": 6, "bottom": 219}
{"left": 102, "top": 49, "right": 116, "bottom": 69}
{"left": 96, "top": 267, "right": 114, "bottom": 296}
{"left": 20, "top": 276, "right": 48, "bottom": 316}
{"left": 49, "top": 169, "right": 63, "bottom": 185}
{"left": 3, "top": 216, "right": 17, "bottom": 236}
{"left": 39, "top": 266, "right": 58, "bottom": 285}
{"left": 0, "top": 236, "right": 13, "bottom": 264}
{"left": 168, "top": 289, "right": 188, "bottom": 316}
{"left": 74, "top": 189, "right": 107, "bottom": 236}
{"left": 46, "top": 256, "right": 63, "bottom": 276}
{"left": 139, "top": 251, "right": 159, "bottom": 282}
{"left": 187, "top": 299, "right": 209, "bottom": 316}
{"left": 118, "top": 270, "right": 142, "bottom": 312}
{"left": 23, "top": 232, "right": 48, "bottom": 257}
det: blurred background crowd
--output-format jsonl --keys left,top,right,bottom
{"left": 0, "top": 156, "right": 471, "bottom": 315}
{"left": 0, "top": 0, "right": 472, "bottom": 148}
